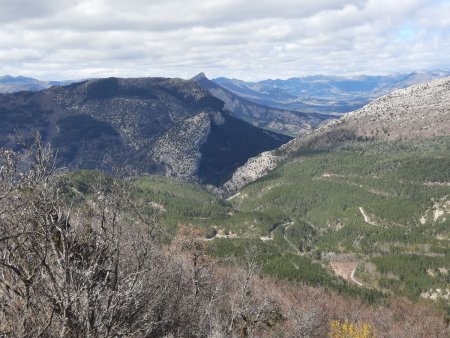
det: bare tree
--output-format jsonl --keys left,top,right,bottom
{"left": 0, "top": 133, "right": 164, "bottom": 337}
{"left": 0, "top": 134, "right": 279, "bottom": 337}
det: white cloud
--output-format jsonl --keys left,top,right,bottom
{"left": 0, "top": 0, "right": 448, "bottom": 80}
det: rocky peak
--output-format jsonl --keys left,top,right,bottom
{"left": 191, "top": 72, "right": 208, "bottom": 81}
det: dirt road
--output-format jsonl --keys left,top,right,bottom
{"left": 329, "top": 261, "right": 364, "bottom": 287}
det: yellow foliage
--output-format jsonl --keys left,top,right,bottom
{"left": 328, "top": 320, "right": 375, "bottom": 338}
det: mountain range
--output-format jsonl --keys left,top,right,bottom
{"left": 2, "top": 70, "right": 448, "bottom": 137}
{"left": 0, "top": 77, "right": 291, "bottom": 186}
{"left": 213, "top": 70, "right": 450, "bottom": 115}
{"left": 0, "top": 75, "right": 75, "bottom": 93}
{"left": 3, "top": 70, "right": 449, "bottom": 117}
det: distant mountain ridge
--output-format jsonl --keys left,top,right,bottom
{"left": 192, "top": 72, "right": 331, "bottom": 136}
{"left": 0, "top": 77, "right": 291, "bottom": 185}
{"left": 0, "top": 75, "right": 77, "bottom": 93}
{"left": 213, "top": 70, "right": 450, "bottom": 115}
{"left": 3, "top": 70, "right": 448, "bottom": 121}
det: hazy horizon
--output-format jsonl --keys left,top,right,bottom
{"left": 3, "top": 68, "right": 450, "bottom": 83}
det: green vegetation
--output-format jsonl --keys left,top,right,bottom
{"left": 362, "top": 254, "right": 450, "bottom": 300}
{"left": 60, "top": 136, "right": 450, "bottom": 307}
{"left": 232, "top": 137, "right": 450, "bottom": 253}
{"left": 62, "top": 171, "right": 288, "bottom": 239}
{"left": 209, "top": 238, "right": 382, "bottom": 304}
{"left": 62, "top": 171, "right": 381, "bottom": 303}
{"left": 227, "top": 136, "right": 450, "bottom": 303}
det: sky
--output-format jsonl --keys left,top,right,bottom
{"left": 1, "top": 0, "right": 449, "bottom": 81}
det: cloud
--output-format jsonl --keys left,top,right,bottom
{"left": 0, "top": 0, "right": 449, "bottom": 80}
{"left": 0, "top": 0, "right": 64, "bottom": 22}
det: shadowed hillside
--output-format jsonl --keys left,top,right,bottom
{"left": 0, "top": 77, "right": 291, "bottom": 185}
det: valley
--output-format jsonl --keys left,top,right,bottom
{"left": 3, "top": 0, "right": 450, "bottom": 335}
{"left": 62, "top": 134, "right": 450, "bottom": 310}
{"left": 1, "top": 74, "right": 449, "bottom": 337}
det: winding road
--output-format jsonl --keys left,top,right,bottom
{"left": 359, "top": 207, "right": 378, "bottom": 226}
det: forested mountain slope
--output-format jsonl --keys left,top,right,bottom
{"left": 208, "top": 78, "right": 450, "bottom": 308}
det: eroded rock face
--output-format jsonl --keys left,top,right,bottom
{"left": 220, "top": 77, "right": 450, "bottom": 196}
{"left": 0, "top": 77, "right": 291, "bottom": 185}
{"left": 221, "top": 151, "right": 280, "bottom": 197}
{"left": 152, "top": 112, "right": 211, "bottom": 180}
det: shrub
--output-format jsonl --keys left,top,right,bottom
{"left": 328, "top": 320, "right": 375, "bottom": 338}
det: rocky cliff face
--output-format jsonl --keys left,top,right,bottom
{"left": 221, "top": 77, "right": 450, "bottom": 196}
{"left": 0, "top": 77, "right": 291, "bottom": 185}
